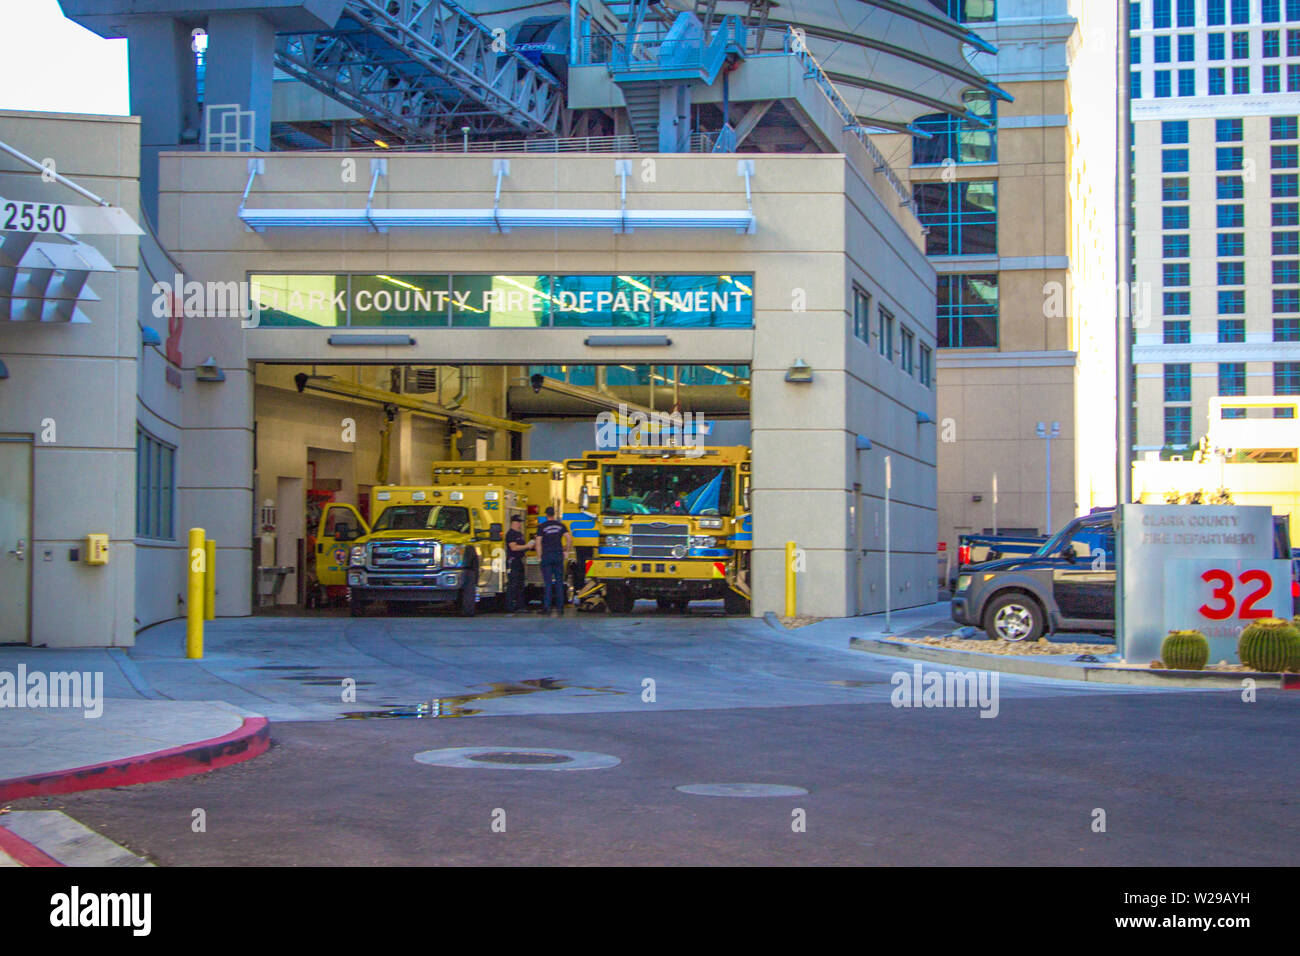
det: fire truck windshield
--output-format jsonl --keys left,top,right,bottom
{"left": 602, "top": 465, "right": 732, "bottom": 516}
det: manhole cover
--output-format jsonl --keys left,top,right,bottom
{"left": 675, "top": 783, "right": 809, "bottom": 798}
{"left": 467, "top": 751, "right": 573, "bottom": 766}
{"left": 413, "top": 747, "right": 621, "bottom": 771}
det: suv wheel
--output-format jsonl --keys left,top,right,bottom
{"left": 983, "top": 593, "right": 1044, "bottom": 642}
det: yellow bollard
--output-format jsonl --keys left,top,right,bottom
{"left": 187, "top": 527, "right": 205, "bottom": 659}
{"left": 204, "top": 539, "right": 216, "bottom": 621}
{"left": 784, "top": 540, "right": 796, "bottom": 618}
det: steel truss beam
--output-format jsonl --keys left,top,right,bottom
{"left": 274, "top": 0, "right": 563, "bottom": 141}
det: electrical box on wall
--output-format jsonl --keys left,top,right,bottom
{"left": 84, "top": 534, "right": 109, "bottom": 565}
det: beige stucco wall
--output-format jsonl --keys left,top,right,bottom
{"left": 160, "top": 149, "right": 938, "bottom": 617}
{"left": 0, "top": 111, "right": 140, "bottom": 646}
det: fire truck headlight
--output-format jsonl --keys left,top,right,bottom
{"left": 698, "top": 518, "right": 723, "bottom": 530}
{"left": 602, "top": 535, "right": 631, "bottom": 548}
{"left": 689, "top": 535, "right": 717, "bottom": 548}
{"left": 442, "top": 545, "right": 464, "bottom": 567}
{"left": 349, "top": 545, "right": 365, "bottom": 566}
{"left": 601, "top": 516, "right": 624, "bottom": 527}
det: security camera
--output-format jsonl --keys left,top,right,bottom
{"left": 530, "top": 373, "right": 544, "bottom": 394}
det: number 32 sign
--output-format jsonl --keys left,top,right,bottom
{"left": 1165, "top": 559, "right": 1292, "bottom": 663}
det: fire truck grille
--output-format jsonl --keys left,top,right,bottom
{"left": 630, "top": 523, "right": 689, "bottom": 558}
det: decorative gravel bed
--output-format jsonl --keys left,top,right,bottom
{"left": 779, "top": 616, "right": 825, "bottom": 630}
{"left": 898, "top": 635, "right": 1115, "bottom": 656}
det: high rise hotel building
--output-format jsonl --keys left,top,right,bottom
{"left": 1131, "top": 0, "right": 1300, "bottom": 454}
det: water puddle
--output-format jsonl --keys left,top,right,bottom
{"left": 341, "top": 677, "right": 625, "bottom": 719}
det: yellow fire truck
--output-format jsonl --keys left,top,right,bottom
{"left": 564, "top": 446, "right": 752, "bottom": 614}
{"left": 316, "top": 485, "right": 518, "bottom": 616}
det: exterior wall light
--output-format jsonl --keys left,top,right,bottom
{"left": 141, "top": 325, "right": 162, "bottom": 346}
{"left": 855, "top": 435, "right": 872, "bottom": 450}
{"left": 784, "top": 359, "right": 814, "bottom": 383}
{"left": 195, "top": 356, "right": 226, "bottom": 383}
{"left": 0, "top": 358, "right": 8, "bottom": 380}
{"left": 916, "top": 410, "right": 933, "bottom": 424}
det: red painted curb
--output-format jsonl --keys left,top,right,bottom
{"left": 0, "top": 715, "right": 270, "bottom": 802}
{"left": 1283, "top": 674, "right": 1300, "bottom": 690}
{"left": 0, "top": 823, "right": 63, "bottom": 867}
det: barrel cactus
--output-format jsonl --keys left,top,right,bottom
{"left": 1160, "top": 630, "right": 1209, "bottom": 671}
{"left": 1237, "top": 618, "right": 1300, "bottom": 673}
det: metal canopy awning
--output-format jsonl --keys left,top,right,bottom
{"left": 237, "top": 156, "right": 758, "bottom": 233}
{"left": 0, "top": 231, "right": 115, "bottom": 324}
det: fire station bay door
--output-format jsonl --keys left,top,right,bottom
{"left": 0, "top": 436, "right": 33, "bottom": 643}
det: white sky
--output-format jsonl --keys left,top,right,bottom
{"left": 0, "top": 0, "right": 129, "bottom": 115}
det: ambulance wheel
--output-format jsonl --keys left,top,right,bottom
{"left": 457, "top": 574, "right": 478, "bottom": 617}
{"left": 606, "top": 584, "right": 633, "bottom": 615}
{"left": 723, "top": 590, "right": 750, "bottom": 615}
{"left": 350, "top": 599, "right": 368, "bottom": 617}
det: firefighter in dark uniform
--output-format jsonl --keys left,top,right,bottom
{"left": 505, "top": 513, "right": 529, "bottom": 613}
{"left": 535, "top": 506, "right": 571, "bottom": 618}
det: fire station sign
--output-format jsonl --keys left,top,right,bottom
{"left": 1120, "top": 504, "right": 1276, "bottom": 664}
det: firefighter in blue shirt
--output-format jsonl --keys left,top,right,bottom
{"left": 534, "top": 506, "right": 571, "bottom": 618}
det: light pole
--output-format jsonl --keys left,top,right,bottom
{"left": 1036, "top": 421, "right": 1060, "bottom": 534}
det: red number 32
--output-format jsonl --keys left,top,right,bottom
{"left": 1198, "top": 568, "right": 1273, "bottom": 621}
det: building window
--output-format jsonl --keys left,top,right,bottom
{"left": 1219, "top": 318, "right": 1247, "bottom": 340}
{"left": 1266, "top": 0, "right": 1282, "bottom": 19}
{"left": 1164, "top": 234, "right": 1191, "bottom": 257}
{"left": 1217, "top": 146, "right": 1244, "bottom": 170}
{"left": 1266, "top": 64, "right": 1283, "bottom": 91}
{"left": 914, "top": 181, "right": 997, "bottom": 256}
{"left": 1132, "top": 71, "right": 1143, "bottom": 98}
{"left": 1219, "top": 291, "right": 1247, "bottom": 314}
{"left": 852, "top": 285, "right": 871, "bottom": 342}
{"left": 1165, "top": 291, "right": 1192, "bottom": 314}
{"left": 1156, "top": 35, "right": 1172, "bottom": 62}
{"left": 1220, "top": 232, "right": 1246, "bottom": 255}
{"left": 1165, "top": 364, "right": 1192, "bottom": 402}
{"left": 1165, "top": 262, "right": 1191, "bottom": 286}
{"left": 1163, "top": 177, "right": 1190, "bottom": 200}
{"left": 1216, "top": 118, "right": 1244, "bottom": 141}
{"left": 1179, "top": 70, "right": 1197, "bottom": 95}
{"left": 1178, "top": 0, "right": 1196, "bottom": 24}
{"left": 925, "top": 0, "right": 997, "bottom": 22}
{"left": 1275, "top": 259, "right": 1300, "bottom": 282}
{"left": 1273, "top": 116, "right": 1300, "bottom": 139}
{"left": 1155, "top": 0, "right": 1172, "bottom": 26}
{"left": 1165, "top": 320, "right": 1192, "bottom": 342}
{"left": 911, "top": 92, "right": 997, "bottom": 165}
{"left": 1217, "top": 204, "right": 1245, "bottom": 228}
{"left": 900, "top": 326, "right": 915, "bottom": 375}
{"left": 919, "top": 344, "right": 933, "bottom": 387}
{"left": 878, "top": 307, "right": 895, "bottom": 360}
{"left": 136, "top": 428, "right": 176, "bottom": 541}
{"left": 1265, "top": 29, "right": 1282, "bottom": 55}
{"left": 1290, "top": 0, "right": 1300, "bottom": 16}
{"left": 1209, "top": 33, "right": 1226, "bottom": 58}
{"left": 1218, "top": 175, "right": 1245, "bottom": 198}
{"left": 1209, "top": 0, "right": 1226, "bottom": 22}
{"left": 1275, "top": 317, "right": 1300, "bottom": 339}
{"left": 1165, "top": 406, "right": 1192, "bottom": 446}
{"left": 1219, "top": 261, "right": 1246, "bottom": 284}
{"left": 1210, "top": 67, "right": 1228, "bottom": 94}
{"left": 1131, "top": 36, "right": 1142, "bottom": 64}
{"left": 1232, "top": 67, "right": 1251, "bottom": 94}
{"left": 1231, "top": 31, "right": 1250, "bottom": 58}
{"left": 1219, "top": 362, "right": 1247, "bottom": 396}
{"left": 1276, "top": 288, "right": 1300, "bottom": 311}
{"left": 1178, "top": 33, "right": 1196, "bottom": 60}
{"left": 937, "top": 274, "right": 998, "bottom": 348}
{"left": 1163, "top": 120, "right": 1190, "bottom": 144}
{"left": 1275, "top": 202, "right": 1300, "bottom": 225}
{"left": 1273, "top": 144, "right": 1300, "bottom": 167}
{"left": 1164, "top": 205, "right": 1191, "bottom": 229}
{"left": 1131, "top": 1, "right": 1142, "bottom": 29}
{"left": 1276, "top": 231, "right": 1300, "bottom": 253}
{"left": 1290, "top": 64, "right": 1300, "bottom": 90}
{"left": 1231, "top": 0, "right": 1250, "bottom": 21}
{"left": 1155, "top": 70, "right": 1173, "bottom": 97}
{"left": 1276, "top": 173, "right": 1300, "bottom": 195}
{"left": 1276, "top": 361, "right": 1300, "bottom": 393}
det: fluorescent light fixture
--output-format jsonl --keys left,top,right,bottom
{"left": 784, "top": 359, "right": 814, "bottom": 383}
{"left": 195, "top": 356, "right": 226, "bottom": 382}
